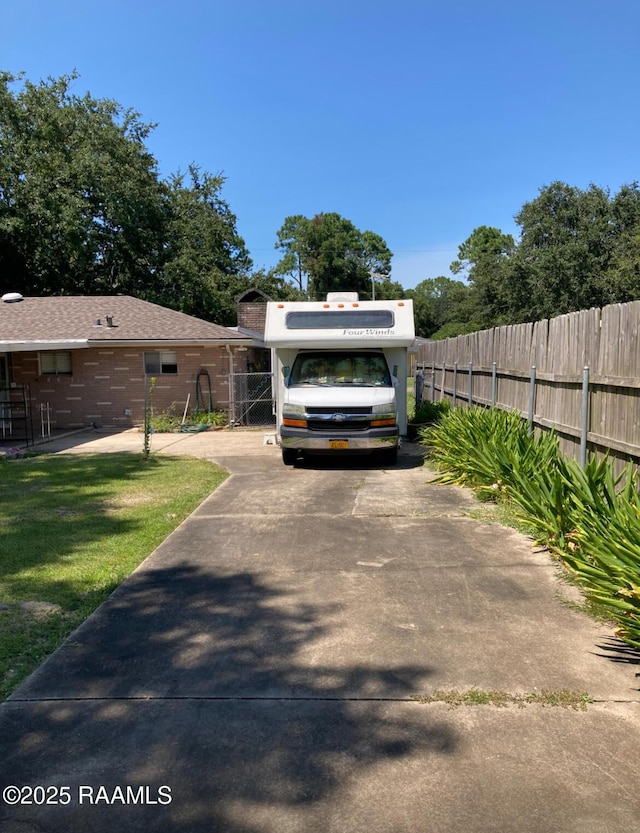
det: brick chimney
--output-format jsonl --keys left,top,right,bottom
{"left": 236, "top": 289, "right": 272, "bottom": 336}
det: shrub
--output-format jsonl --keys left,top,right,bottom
{"left": 148, "top": 405, "right": 227, "bottom": 432}
{"left": 420, "top": 406, "right": 558, "bottom": 501}
{"left": 411, "top": 399, "right": 450, "bottom": 425}
{"left": 561, "top": 464, "right": 640, "bottom": 648}
{"left": 506, "top": 452, "right": 618, "bottom": 552}
{"left": 149, "top": 403, "right": 181, "bottom": 432}
{"left": 189, "top": 409, "right": 227, "bottom": 427}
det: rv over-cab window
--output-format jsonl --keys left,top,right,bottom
{"left": 285, "top": 310, "right": 394, "bottom": 329}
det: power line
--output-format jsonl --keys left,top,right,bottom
{"left": 248, "top": 246, "right": 458, "bottom": 254}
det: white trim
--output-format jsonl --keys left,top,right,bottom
{"left": 0, "top": 338, "right": 253, "bottom": 353}
{"left": 0, "top": 340, "right": 88, "bottom": 353}
{"left": 87, "top": 339, "right": 253, "bottom": 347}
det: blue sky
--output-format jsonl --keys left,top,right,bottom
{"left": 2, "top": 0, "right": 639, "bottom": 289}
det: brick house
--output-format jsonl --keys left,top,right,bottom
{"left": 0, "top": 294, "right": 254, "bottom": 436}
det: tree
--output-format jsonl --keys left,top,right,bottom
{"left": 274, "top": 212, "right": 393, "bottom": 299}
{"left": 0, "top": 71, "right": 167, "bottom": 296}
{"left": 156, "top": 165, "right": 254, "bottom": 324}
{"left": 606, "top": 182, "right": 640, "bottom": 303}
{"left": 417, "top": 181, "right": 640, "bottom": 335}
{"left": 512, "top": 182, "right": 614, "bottom": 319}
{"left": 450, "top": 225, "right": 515, "bottom": 278}
{"left": 451, "top": 226, "right": 516, "bottom": 327}
{"left": 0, "top": 70, "right": 272, "bottom": 328}
{"left": 407, "top": 276, "right": 475, "bottom": 338}
{"left": 374, "top": 278, "right": 405, "bottom": 300}
{"left": 273, "top": 214, "right": 308, "bottom": 292}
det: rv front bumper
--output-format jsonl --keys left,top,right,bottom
{"left": 280, "top": 425, "right": 398, "bottom": 453}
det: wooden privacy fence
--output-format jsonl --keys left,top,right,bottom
{"left": 417, "top": 301, "right": 640, "bottom": 472}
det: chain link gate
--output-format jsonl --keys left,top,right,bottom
{"left": 228, "top": 372, "right": 275, "bottom": 427}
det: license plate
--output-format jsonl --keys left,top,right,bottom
{"left": 329, "top": 440, "right": 349, "bottom": 449}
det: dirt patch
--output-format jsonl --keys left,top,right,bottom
{"left": 0, "top": 601, "right": 63, "bottom": 618}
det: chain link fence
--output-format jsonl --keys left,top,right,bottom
{"left": 229, "top": 372, "right": 275, "bottom": 426}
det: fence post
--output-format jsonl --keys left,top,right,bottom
{"left": 415, "top": 367, "right": 424, "bottom": 406}
{"left": 430, "top": 361, "right": 435, "bottom": 402}
{"left": 528, "top": 366, "right": 536, "bottom": 435}
{"left": 468, "top": 363, "right": 473, "bottom": 407}
{"left": 453, "top": 361, "right": 458, "bottom": 406}
{"left": 580, "top": 366, "right": 590, "bottom": 467}
{"left": 40, "top": 403, "right": 51, "bottom": 441}
{"left": 491, "top": 362, "right": 497, "bottom": 408}
{"left": 440, "top": 362, "right": 445, "bottom": 401}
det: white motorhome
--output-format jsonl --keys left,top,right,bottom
{"left": 264, "top": 293, "right": 415, "bottom": 466}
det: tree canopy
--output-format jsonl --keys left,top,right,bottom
{"left": 0, "top": 71, "right": 291, "bottom": 325}
{"left": 450, "top": 225, "right": 516, "bottom": 329}
{"left": 0, "top": 71, "right": 168, "bottom": 297}
{"left": 274, "top": 212, "right": 393, "bottom": 300}
{"left": 6, "top": 69, "right": 640, "bottom": 336}
{"left": 406, "top": 276, "right": 476, "bottom": 338}
{"left": 154, "top": 165, "right": 254, "bottom": 322}
{"left": 511, "top": 182, "right": 616, "bottom": 319}
{"left": 436, "top": 181, "right": 640, "bottom": 336}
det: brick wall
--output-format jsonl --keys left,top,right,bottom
{"left": 10, "top": 345, "right": 248, "bottom": 429}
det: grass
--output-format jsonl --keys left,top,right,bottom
{"left": 0, "top": 452, "right": 227, "bottom": 698}
{"left": 412, "top": 688, "right": 592, "bottom": 710}
{"left": 460, "top": 500, "right": 527, "bottom": 530}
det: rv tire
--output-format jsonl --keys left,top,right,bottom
{"left": 379, "top": 446, "right": 398, "bottom": 467}
{"left": 282, "top": 448, "right": 298, "bottom": 466}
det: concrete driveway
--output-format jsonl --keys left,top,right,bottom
{"left": 1, "top": 429, "right": 639, "bottom": 832}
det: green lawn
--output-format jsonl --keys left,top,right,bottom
{"left": 0, "top": 452, "right": 227, "bottom": 698}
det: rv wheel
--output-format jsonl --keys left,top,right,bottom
{"left": 282, "top": 448, "right": 298, "bottom": 466}
{"left": 379, "top": 446, "right": 398, "bottom": 467}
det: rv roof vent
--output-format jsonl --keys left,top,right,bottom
{"left": 2, "top": 292, "right": 24, "bottom": 303}
{"left": 326, "top": 292, "right": 359, "bottom": 303}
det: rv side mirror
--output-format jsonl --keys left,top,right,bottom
{"left": 282, "top": 366, "right": 290, "bottom": 378}
{"left": 393, "top": 365, "right": 398, "bottom": 377}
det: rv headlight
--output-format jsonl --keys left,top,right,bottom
{"left": 283, "top": 403, "right": 306, "bottom": 419}
{"left": 372, "top": 402, "right": 396, "bottom": 416}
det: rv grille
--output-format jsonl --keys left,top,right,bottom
{"left": 307, "top": 419, "right": 370, "bottom": 432}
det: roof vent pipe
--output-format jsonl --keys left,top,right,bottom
{"left": 106, "top": 315, "right": 114, "bottom": 328}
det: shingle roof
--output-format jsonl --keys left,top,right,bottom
{"left": 0, "top": 295, "right": 251, "bottom": 346}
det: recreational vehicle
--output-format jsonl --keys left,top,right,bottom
{"left": 264, "top": 293, "right": 415, "bottom": 466}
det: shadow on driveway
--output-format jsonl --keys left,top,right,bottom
{"left": 2, "top": 564, "right": 457, "bottom": 832}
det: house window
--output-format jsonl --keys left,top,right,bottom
{"left": 39, "top": 351, "right": 72, "bottom": 375}
{"left": 143, "top": 351, "right": 178, "bottom": 375}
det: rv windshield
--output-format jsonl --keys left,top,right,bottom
{"left": 289, "top": 352, "right": 392, "bottom": 387}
